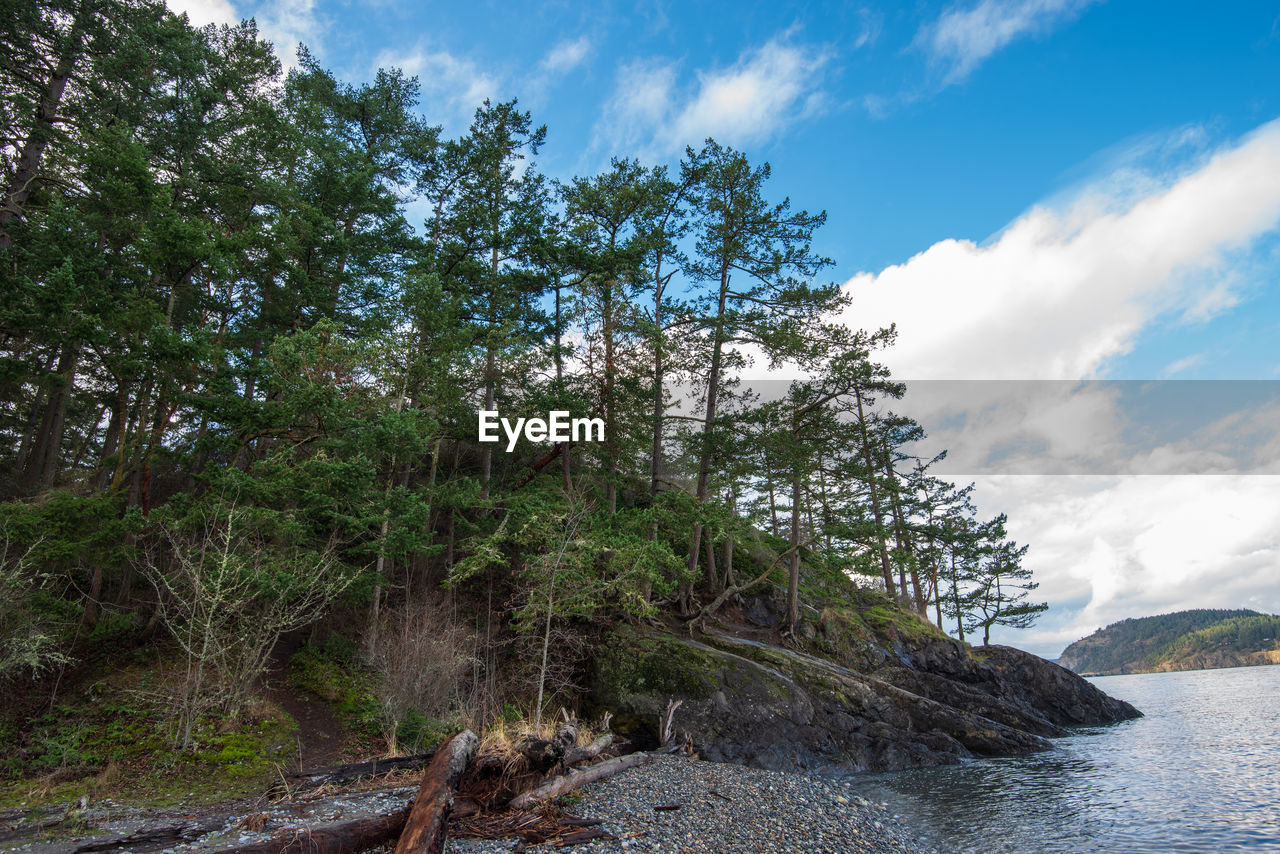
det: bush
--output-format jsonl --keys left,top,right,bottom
{"left": 364, "top": 601, "right": 474, "bottom": 754}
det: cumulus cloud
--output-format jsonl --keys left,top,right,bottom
{"left": 595, "top": 37, "right": 828, "bottom": 158}
{"left": 979, "top": 474, "right": 1280, "bottom": 657}
{"left": 832, "top": 120, "right": 1280, "bottom": 659}
{"left": 165, "top": 0, "right": 238, "bottom": 27}
{"left": 541, "top": 36, "right": 593, "bottom": 75}
{"left": 918, "top": 0, "right": 1102, "bottom": 84}
{"left": 842, "top": 118, "right": 1280, "bottom": 381}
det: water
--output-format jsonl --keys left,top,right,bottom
{"left": 857, "top": 665, "right": 1280, "bottom": 853}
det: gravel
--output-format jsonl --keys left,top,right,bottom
{"left": 2, "top": 757, "right": 937, "bottom": 854}
{"left": 446, "top": 754, "right": 938, "bottom": 854}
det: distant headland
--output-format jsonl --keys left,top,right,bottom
{"left": 1060, "top": 609, "right": 1280, "bottom": 676}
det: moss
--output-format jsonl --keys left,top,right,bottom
{"left": 0, "top": 657, "right": 299, "bottom": 810}
{"left": 593, "top": 628, "right": 720, "bottom": 706}
{"left": 287, "top": 645, "right": 379, "bottom": 737}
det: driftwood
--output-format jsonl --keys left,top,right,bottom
{"left": 453, "top": 809, "right": 605, "bottom": 847}
{"left": 393, "top": 729, "right": 478, "bottom": 854}
{"left": 659, "top": 699, "right": 683, "bottom": 747}
{"left": 517, "top": 720, "right": 578, "bottom": 773}
{"left": 73, "top": 818, "right": 229, "bottom": 853}
{"left": 203, "top": 809, "right": 409, "bottom": 854}
{"left": 562, "top": 733, "right": 612, "bottom": 767}
{"left": 508, "top": 752, "right": 651, "bottom": 810}
{"left": 279, "top": 753, "right": 435, "bottom": 792}
{"left": 553, "top": 827, "right": 615, "bottom": 846}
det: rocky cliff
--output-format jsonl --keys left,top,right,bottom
{"left": 589, "top": 592, "right": 1140, "bottom": 774}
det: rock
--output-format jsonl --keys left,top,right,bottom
{"left": 589, "top": 621, "right": 1139, "bottom": 777}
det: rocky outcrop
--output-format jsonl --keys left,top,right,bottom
{"left": 589, "top": 616, "right": 1140, "bottom": 775}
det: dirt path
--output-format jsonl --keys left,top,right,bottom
{"left": 261, "top": 634, "right": 351, "bottom": 772}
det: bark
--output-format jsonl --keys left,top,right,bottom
{"left": 562, "top": 733, "right": 612, "bottom": 767}
{"left": 787, "top": 470, "right": 802, "bottom": 632}
{"left": 394, "top": 729, "right": 479, "bottom": 854}
{"left": 508, "top": 752, "right": 650, "bottom": 811}
{"left": 685, "top": 261, "right": 731, "bottom": 606}
{"left": 22, "top": 342, "right": 78, "bottom": 488}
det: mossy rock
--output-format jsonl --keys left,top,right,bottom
{"left": 592, "top": 626, "right": 719, "bottom": 710}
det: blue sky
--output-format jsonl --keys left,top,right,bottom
{"left": 172, "top": 0, "right": 1280, "bottom": 656}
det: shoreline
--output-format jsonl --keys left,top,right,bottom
{"left": 0, "top": 755, "right": 941, "bottom": 854}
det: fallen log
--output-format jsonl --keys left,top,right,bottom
{"left": 562, "top": 733, "right": 612, "bottom": 767}
{"left": 204, "top": 809, "right": 409, "bottom": 854}
{"left": 73, "top": 818, "right": 228, "bottom": 853}
{"left": 508, "top": 752, "right": 650, "bottom": 811}
{"left": 279, "top": 752, "right": 435, "bottom": 792}
{"left": 393, "top": 729, "right": 479, "bottom": 854}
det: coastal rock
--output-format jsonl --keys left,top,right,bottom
{"left": 590, "top": 620, "right": 1140, "bottom": 775}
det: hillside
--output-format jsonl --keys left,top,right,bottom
{"left": 1059, "top": 610, "right": 1280, "bottom": 675}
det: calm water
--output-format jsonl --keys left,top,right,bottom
{"left": 857, "top": 665, "right": 1280, "bottom": 853}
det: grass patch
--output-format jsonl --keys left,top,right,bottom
{"left": 0, "top": 657, "right": 298, "bottom": 810}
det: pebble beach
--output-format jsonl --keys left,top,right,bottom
{"left": 447, "top": 754, "right": 933, "bottom": 854}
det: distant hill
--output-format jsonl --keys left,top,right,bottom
{"left": 1059, "top": 609, "right": 1280, "bottom": 675}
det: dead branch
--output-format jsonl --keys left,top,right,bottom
{"left": 508, "top": 753, "right": 651, "bottom": 811}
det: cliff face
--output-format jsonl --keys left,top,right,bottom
{"left": 589, "top": 596, "right": 1139, "bottom": 774}
{"left": 1059, "top": 609, "right": 1280, "bottom": 675}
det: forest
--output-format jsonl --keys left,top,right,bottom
{"left": 1059, "top": 609, "right": 1280, "bottom": 675}
{"left": 0, "top": 0, "right": 1048, "bottom": 764}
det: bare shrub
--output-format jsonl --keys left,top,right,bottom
{"left": 143, "top": 500, "right": 356, "bottom": 749}
{"left": 364, "top": 599, "right": 475, "bottom": 753}
{"left": 0, "top": 527, "right": 71, "bottom": 681}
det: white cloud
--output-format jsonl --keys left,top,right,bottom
{"left": 595, "top": 37, "right": 828, "bottom": 158}
{"left": 834, "top": 120, "right": 1280, "bottom": 660}
{"left": 165, "top": 0, "right": 238, "bottom": 27}
{"left": 842, "top": 118, "right": 1280, "bottom": 380}
{"left": 918, "top": 0, "right": 1102, "bottom": 84}
{"left": 541, "top": 36, "right": 593, "bottom": 75}
{"left": 374, "top": 43, "right": 502, "bottom": 131}
{"left": 1160, "top": 353, "right": 1203, "bottom": 377}
{"left": 979, "top": 474, "right": 1280, "bottom": 658}
{"left": 253, "top": 0, "right": 322, "bottom": 69}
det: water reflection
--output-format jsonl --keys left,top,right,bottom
{"left": 855, "top": 666, "right": 1280, "bottom": 853}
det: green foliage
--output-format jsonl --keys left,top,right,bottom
{"left": 1062, "top": 609, "right": 1280, "bottom": 674}
{"left": 0, "top": 0, "right": 1048, "bottom": 774}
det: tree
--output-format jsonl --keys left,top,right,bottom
{"left": 680, "top": 140, "right": 840, "bottom": 607}
{"left": 966, "top": 524, "right": 1045, "bottom": 645}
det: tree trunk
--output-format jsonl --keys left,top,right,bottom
{"left": 204, "top": 809, "right": 410, "bottom": 854}
{"left": 685, "top": 274, "right": 729, "bottom": 606}
{"left": 853, "top": 385, "right": 895, "bottom": 596}
{"left": 23, "top": 342, "right": 78, "bottom": 489}
{"left": 787, "top": 469, "right": 803, "bottom": 632}
{"left": 0, "top": 14, "right": 84, "bottom": 248}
